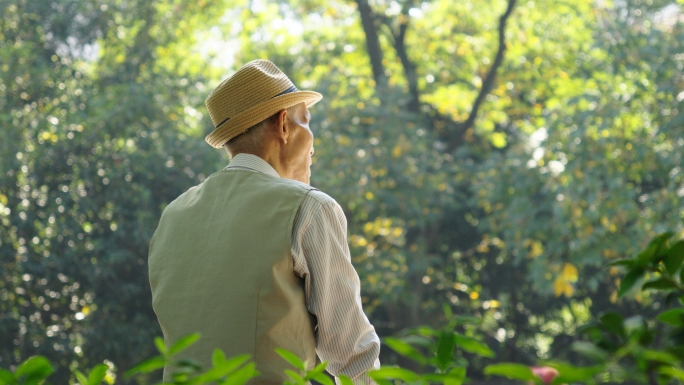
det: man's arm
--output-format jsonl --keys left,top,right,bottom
{"left": 292, "top": 191, "right": 380, "bottom": 385}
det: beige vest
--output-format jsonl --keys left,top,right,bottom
{"left": 148, "top": 170, "right": 317, "bottom": 384}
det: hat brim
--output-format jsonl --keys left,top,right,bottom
{"left": 205, "top": 90, "right": 322, "bottom": 148}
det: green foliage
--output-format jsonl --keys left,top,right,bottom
{"left": 2, "top": 229, "right": 684, "bottom": 385}
{"left": 1, "top": 333, "right": 258, "bottom": 385}
{"left": 370, "top": 315, "right": 493, "bottom": 384}
{"left": 482, "top": 231, "right": 684, "bottom": 384}
{"left": 0, "top": 356, "right": 54, "bottom": 385}
{"left": 483, "top": 364, "right": 535, "bottom": 381}
{"left": 123, "top": 333, "right": 259, "bottom": 385}
{"left": 73, "top": 364, "right": 108, "bottom": 385}
{"left": 275, "top": 349, "right": 342, "bottom": 385}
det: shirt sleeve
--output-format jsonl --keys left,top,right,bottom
{"left": 292, "top": 191, "right": 381, "bottom": 385}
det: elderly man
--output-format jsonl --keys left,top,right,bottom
{"left": 148, "top": 60, "right": 380, "bottom": 385}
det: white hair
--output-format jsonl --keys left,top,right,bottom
{"left": 224, "top": 105, "right": 302, "bottom": 157}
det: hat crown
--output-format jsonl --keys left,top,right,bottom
{"left": 204, "top": 59, "right": 322, "bottom": 148}
{"left": 206, "top": 60, "right": 295, "bottom": 128}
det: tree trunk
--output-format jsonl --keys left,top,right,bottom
{"left": 354, "top": 0, "right": 387, "bottom": 89}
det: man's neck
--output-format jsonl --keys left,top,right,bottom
{"left": 233, "top": 151, "right": 286, "bottom": 179}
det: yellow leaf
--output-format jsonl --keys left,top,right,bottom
{"left": 553, "top": 276, "right": 574, "bottom": 297}
{"left": 562, "top": 263, "right": 578, "bottom": 282}
{"left": 529, "top": 241, "right": 544, "bottom": 258}
{"left": 491, "top": 132, "right": 507, "bottom": 148}
{"left": 392, "top": 146, "right": 402, "bottom": 158}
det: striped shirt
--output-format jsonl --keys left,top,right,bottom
{"left": 225, "top": 154, "right": 380, "bottom": 385}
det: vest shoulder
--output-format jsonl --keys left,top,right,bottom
{"left": 159, "top": 182, "right": 202, "bottom": 213}
{"left": 305, "top": 189, "right": 339, "bottom": 207}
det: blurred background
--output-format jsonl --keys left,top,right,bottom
{"left": 1, "top": 0, "right": 683, "bottom": 383}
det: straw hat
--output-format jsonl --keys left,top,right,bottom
{"left": 205, "top": 60, "right": 322, "bottom": 148}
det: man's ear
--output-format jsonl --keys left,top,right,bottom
{"left": 272, "top": 108, "right": 289, "bottom": 145}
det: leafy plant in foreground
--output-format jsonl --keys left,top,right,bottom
{"left": 3, "top": 231, "right": 684, "bottom": 385}
{"left": 486, "top": 231, "right": 684, "bottom": 384}
{"left": 368, "top": 309, "right": 490, "bottom": 385}
{"left": 0, "top": 356, "right": 54, "bottom": 385}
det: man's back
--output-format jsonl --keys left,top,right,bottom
{"left": 149, "top": 169, "right": 316, "bottom": 384}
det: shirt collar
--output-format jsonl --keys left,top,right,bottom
{"left": 225, "top": 153, "right": 280, "bottom": 178}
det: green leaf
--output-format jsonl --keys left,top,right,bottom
{"left": 443, "top": 303, "right": 453, "bottom": 319}
{"left": 664, "top": 241, "right": 684, "bottom": 274}
{"left": 657, "top": 308, "right": 684, "bottom": 326}
{"left": 423, "top": 369, "right": 466, "bottom": 385}
{"left": 338, "top": 375, "right": 354, "bottom": 385}
{"left": 303, "top": 362, "right": 328, "bottom": 381}
{"left": 213, "top": 349, "right": 227, "bottom": 366}
{"left": 220, "top": 363, "right": 259, "bottom": 385}
{"left": 168, "top": 333, "right": 201, "bottom": 356}
{"left": 483, "top": 363, "right": 535, "bottom": 380}
{"left": 545, "top": 362, "right": 602, "bottom": 383}
{"left": 15, "top": 356, "right": 54, "bottom": 385}
{"left": 642, "top": 277, "right": 679, "bottom": 291}
{"left": 659, "top": 366, "right": 684, "bottom": 380}
{"left": 637, "top": 232, "right": 673, "bottom": 266}
{"left": 284, "top": 369, "right": 304, "bottom": 382}
{"left": 312, "top": 373, "right": 334, "bottom": 385}
{"left": 0, "top": 369, "right": 16, "bottom": 385}
{"left": 571, "top": 341, "right": 609, "bottom": 361}
{"left": 445, "top": 367, "right": 466, "bottom": 385}
{"left": 606, "top": 259, "right": 634, "bottom": 267}
{"left": 193, "top": 354, "right": 251, "bottom": 383}
{"left": 369, "top": 367, "right": 421, "bottom": 382}
{"left": 401, "top": 335, "right": 433, "bottom": 347}
{"left": 450, "top": 316, "right": 481, "bottom": 326}
{"left": 124, "top": 356, "right": 166, "bottom": 379}
{"left": 154, "top": 336, "right": 167, "bottom": 355}
{"left": 599, "top": 312, "right": 624, "bottom": 337}
{"left": 653, "top": 232, "right": 675, "bottom": 254}
{"left": 454, "top": 334, "right": 494, "bottom": 358}
{"left": 618, "top": 267, "right": 645, "bottom": 297}
{"left": 74, "top": 370, "right": 89, "bottom": 385}
{"left": 383, "top": 338, "right": 427, "bottom": 364}
{"left": 275, "top": 348, "right": 306, "bottom": 371}
{"left": 642, "top": 349, "right": 678, "bottom": 364}
{"left": 436, "top": 331, "right": 456, "bottom": 370}
{"left": 87, "top": 364, "right": 109, "bottom": 385}
{"left": 410, "top": 326, "right": 441, "bottom": 338}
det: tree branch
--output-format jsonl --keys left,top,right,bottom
{"left": 447, "top": 0, "right": 517, "bottom": 151}
{"left": 388, "top": 2, "right": 420, "bottom": 112}
{"left": 355, "top": 0, "right": 387, "bottom": 89}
